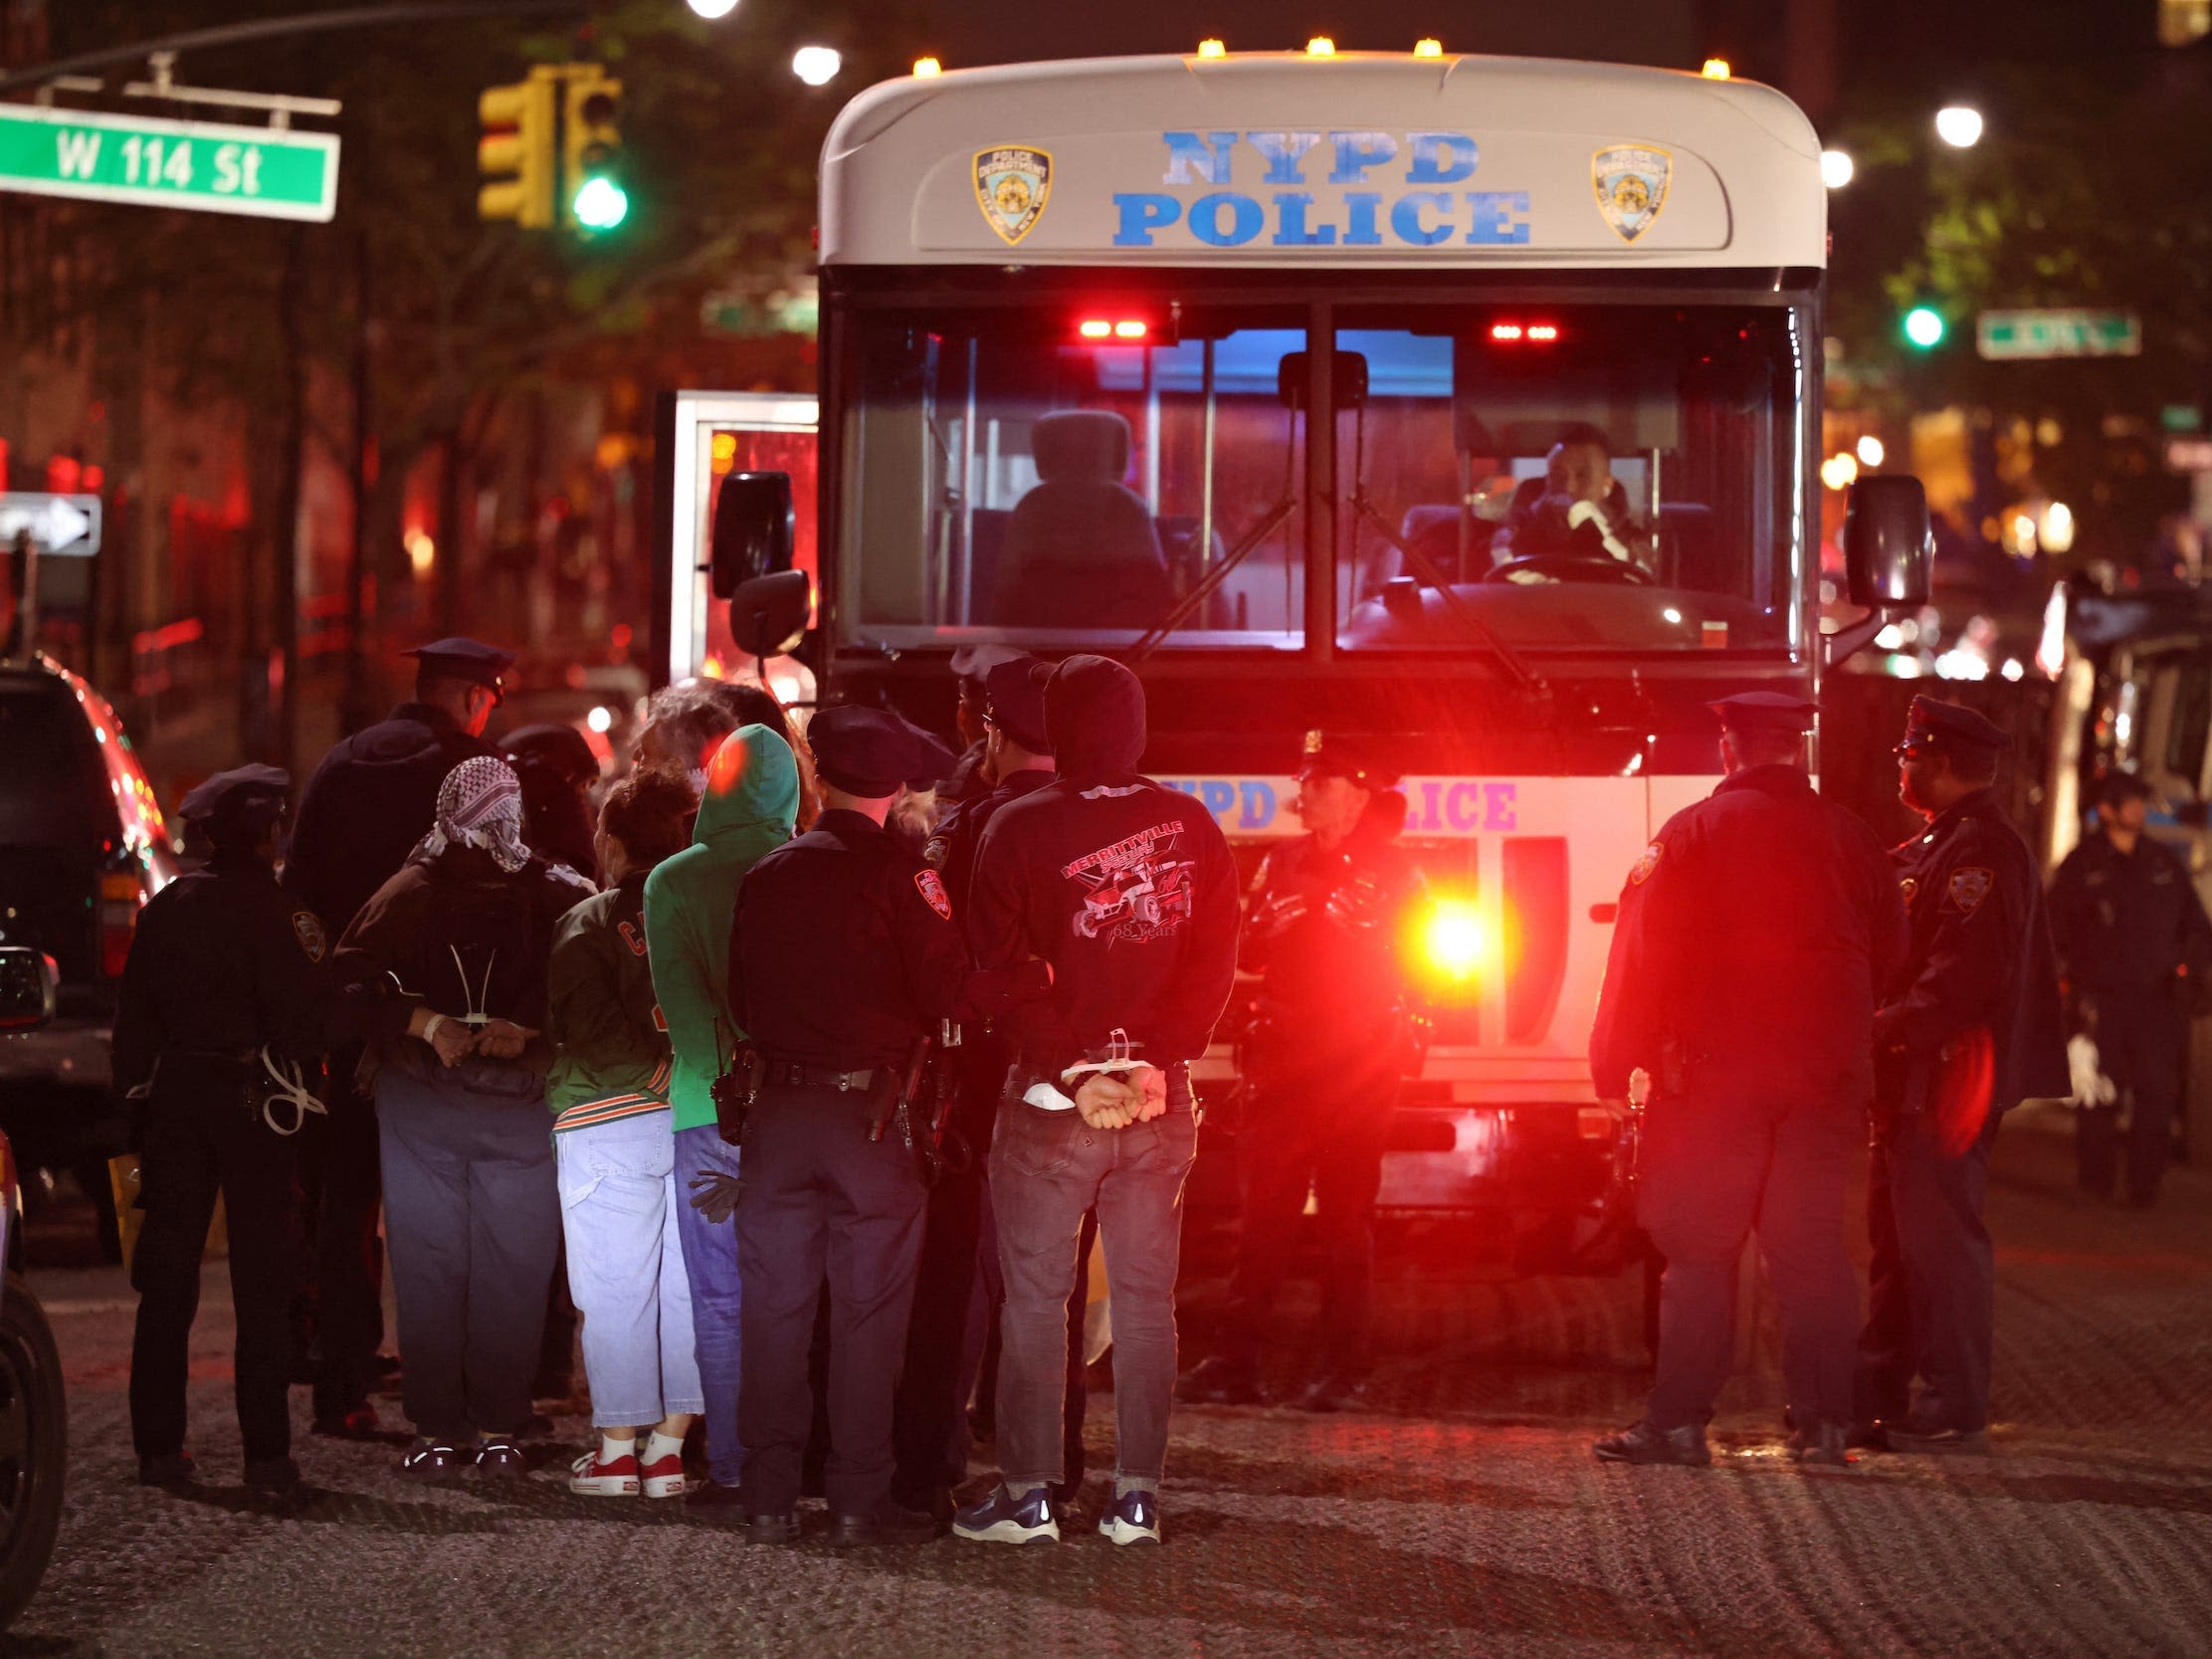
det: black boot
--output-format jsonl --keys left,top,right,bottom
{"left": 1593, "top": 1420, "right": 1711, "bottom": 1467}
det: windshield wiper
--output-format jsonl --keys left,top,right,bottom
{"left": 1346, "top": 494, "right": 1546, "bottom": 696}
{"left": 1127, "top": 498, "right": 1299, "bottom": 664}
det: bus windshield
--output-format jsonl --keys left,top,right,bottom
{"left": 836, "top": 297, "right": 1803, "bottom": 656}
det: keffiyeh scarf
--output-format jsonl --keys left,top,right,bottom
{"left": 410, "top": 755, "right": 531, "bottom": 873}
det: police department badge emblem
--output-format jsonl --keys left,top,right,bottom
{"left": 1629, "top": 842, "right": 1663, "bottom": 886}
{"left": 291, "top": 910, "right": 327, "bottom": 964}
{"left": 915, "top": 869, "right": 954, "bottom": 922}
{"left": 1592, "top": 144, "right": 1672, "bottom": 243}
{"left": 974, "top": 145, "right": 1052, "bottom": 246}
{"left": 1947, "top": 868, "right": 1994, "bottom": 915}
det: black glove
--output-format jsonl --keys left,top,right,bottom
{"left": 687, "top": 1171, "right": 742, "bottom": 1225}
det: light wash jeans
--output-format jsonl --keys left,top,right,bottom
{"left": 555, "top": 1109, "right": 704, "bottom": 1428}
{"left": 672, "top": 1123, "right": 744, "bottom": 1485}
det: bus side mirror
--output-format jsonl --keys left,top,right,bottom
{"left": 727, "top": 570, "right": 811, "bottom": 661}
{"left": 0, "top": 946, "right": 58, "bottom": 1031}
{"left": 709, "top": 471, "right": 795, "bottom": 599}
{"left": 1842, "top": 475, "right": 1932, "bottom": 609}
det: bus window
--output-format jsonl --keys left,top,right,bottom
{"left": 839, "top": 308, "right": 1309, "bottom": 649}
{"left": 1333, "top": 305, "right": 1798, "bottom": 655}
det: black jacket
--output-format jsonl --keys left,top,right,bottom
{"left": 285, "top": 702, "right": 494, "bottom": 936}
{"left": 967, "top": 656, "right": 1240, "bottom": 1085}
{"left": 1876, "top": 787, "right": 2070, "bottom": 1115}
{"left": 2048, "top": 831, "right": 2212, "bottom": 998}
{"left": 731, "top": 809, "right": 969, "bottom": 1070}
{"left": 1590, "top": 764, "right": 1908, "bottom": 1106}
{"left": 1244, "top": 815, "right": 1425, "bottom": 1052}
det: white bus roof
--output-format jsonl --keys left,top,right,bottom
{"left": 821, "top": 52, "right": 1824, "bottom": 272}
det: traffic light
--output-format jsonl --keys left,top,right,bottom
{"left": 561, "top": 67, "right": 627, "bottom": 232}
{"left": 1904, "top": 306, "right": 1946, "bottom": 349}
{"left": 478, "top": 69, "right": 557, "bottom": 227}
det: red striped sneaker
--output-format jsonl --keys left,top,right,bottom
{"left": 639, "top": 1448, "right": 687, "bottom": 1500}
{"left": 569, "top": 1447, "right": 641, "bottom": 1497}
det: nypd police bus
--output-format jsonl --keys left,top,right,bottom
{"left": 657, "top": 47, "right": 1927, "bottom": 1258}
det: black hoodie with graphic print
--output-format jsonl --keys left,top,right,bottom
{"left": 966, "top": 656, "right": 1241, "bottom": 1088}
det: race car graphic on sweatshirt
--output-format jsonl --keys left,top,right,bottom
{"left": 1062, "top": 818, "right": 1197, "bottom": 943}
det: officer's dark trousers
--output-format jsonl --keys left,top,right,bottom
{"left": 2077, "top": 993, "right": 2183, "bottom": 1206}
{"left": 736, "top": 1087, "right": 926, "bottom": 1518}
{"left": 1856, "top": 1107, "right": 2001, "bottom": 1433}
{"left": 1222, "top": 1053, "right": 1399, "bottom": 1375}
{"left": 1638, "top": 1088, "right": 1861, "bottom": 1433}
{"left": 300, "top": 1051, "right": 385, "bottom": 1420}
{"left": 376, "top": 1069, "right": 560, "bottom": 1439}
{"left": 130, "top": 1058, "right": 303, "bottom": 1466}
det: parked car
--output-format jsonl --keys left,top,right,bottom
{"left": 0, "top": 944, "right": 69, "bottom": 1627}
{"left": 0, "top": 654, "right": 176, "bottom": 1248}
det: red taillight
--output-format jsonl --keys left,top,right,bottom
{"left": 101, "top": 872, "right": 142, "bottom": 978}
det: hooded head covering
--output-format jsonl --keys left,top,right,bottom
{"left": 411, "top": 755, "right": 530, "bottom": 872}
{"left": 1041, "top": 654, "right": 1145, "bottom": 786}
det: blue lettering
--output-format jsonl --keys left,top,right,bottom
{"left": 1328, "top": 129, "right": 1400, "bottom": 183}
{"left": 1391, "top": 190, "right": 1453, "bottom": 246}
{"left": 1417, "top": 779, "right": 1443, "bottom": 832}
{"left": 1483, "top": 782, "right": 1518, "bottom": 829}
{"left": 1238, "top": 779, "right": 1276, "bottom": 829}
{"left": 1189, "top": 192, "right": 1264, "bottom": 247}
{"left": 1246, "top": 130, "right": 1321, "bottom": 184}
{"left": 1111, "top": 193, "right": 1181, "bottom": 247}
{"left": 1342, "top": 191, "right": 1383, "bottom": 247}
{"left": 1199, "top": 779, "right": 1237, "bottom": 819}
{"left": 1407, "top": 132, "right": 1478, "bottom": 184}
{"left": 1270, "top": 192, "right": 1335, "bottom": 247}
{"left": 1465, "top": 190, "right": 1530, "bottom": 246}
{"left": 1162, "top": 130, "right": 1237, "bottom": 185}
{"left": 1445, "top": 782, "right": 1482, "bottom": 830}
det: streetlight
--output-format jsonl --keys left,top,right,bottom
{"left": 1820, "top": 147, "right": 1854, "bottom": 188}
{"left": 1856, "top": 434, "right": 1886, "bottom": 468}
{"left": 686, "top": 0, "right": 740, "bottom": 17}
{"left": 1934, "top": 104, "right": 1983, "bottom": 147}
{"left": 791, "top": 46, "right": 841, "bottom": 86}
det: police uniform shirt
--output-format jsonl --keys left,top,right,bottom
{"left": 1590, "top": 763, "right": 1907, "bottom": 1104}
{"left": 1879, "top": 787, "right": 2070, "bottom": 1110}
{"left": 1244, "top": 815, "right": 1425, "bottom": 1046}
{"left": 730, "top": 809, "right": 969, "bottom": 1070}
{"left": 2049, "top": 831, "right": 2212, "bottom": 994}
{"left": 112, "top": 860, "right": 355, "bottom": 1094}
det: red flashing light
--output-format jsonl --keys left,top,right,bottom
{"left": 1526, "top": 322, "right": 1559, "bottom": 341}
{"left": 1079, "top": 319, "right": 1112, "bottom": 339}
{"left": 1078, "top": 317, "right": 1151, "bottom": 342}
{"left": 1490, "top": 323, "right": 1523, "bottom": 341}
{"left": 1490, "top": 320, "right": 1561, "bottom": 343}
{"left": 1113, "top": 319, "right": 1147, "bottom": 339}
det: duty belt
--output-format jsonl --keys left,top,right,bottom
{"left": 764, "top": 1060, "right": 877, "bottom": 1093}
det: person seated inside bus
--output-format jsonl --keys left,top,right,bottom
{"left": 990, "top": 409, "right": 1173, "bottom": 629}
{"left": 1490, "top": 425, "right": 1655, "bottom": 575}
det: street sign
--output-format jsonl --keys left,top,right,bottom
{"left": 0, "top": 493, "right": 101, "bottom": 557}
{"left": 1976, "top": 309, "right": 2141, "bottom": 360}
{"left": 2167, "top": 437, "right": 2212, "bottom": 475}
{"left": 0, "top": 104, "right": 338, "bottom": 223}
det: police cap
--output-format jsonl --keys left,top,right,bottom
{"left": 1708, "top": 691, "right": 1818, "bottom": 733}
{"left": 949, "top": 643, "right": 1028, "bottom": 685}
{"left": 983, "top": 657, "right": 1052, "bottom": 754}
{"left": 809, "top": 705, "right": 956, "bottom": 799}
{"left": 1902, "top": 695, "right": 2008, "bottom": 756}
{"left": 1297, "top": 729, "right": 1399, "bottom": 791}
{"left": 178, "top": 763, "right": 292, "bottom": 848}
{"left": 402, "top": 637, "right": 514, "bottom": 691}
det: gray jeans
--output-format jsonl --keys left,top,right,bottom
{"left": 988, "top": 1100, "right": 1198, "bottom": 1490}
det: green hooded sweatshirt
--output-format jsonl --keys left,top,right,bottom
{"left": 643, "top": 725, "right": 800, "bottom": 1131}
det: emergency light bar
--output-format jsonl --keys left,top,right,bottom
{"left": 1490, "top": 321, "right": 1561, "bottom": 342}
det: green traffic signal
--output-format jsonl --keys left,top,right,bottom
{"left": 573, "top": 174, "right": 629, "bottom": 230}
{"left": 1904, "top": 306, "right": 1945, "bottom": 349}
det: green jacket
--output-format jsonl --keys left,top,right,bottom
{"left": 545, "top": 871, "right": 673, "bottom": 1130}
{"left": 643, "top": 726, "right": 799, "bottom": 1130}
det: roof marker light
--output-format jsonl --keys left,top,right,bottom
{"left": 1196, "top": 38, "right": 1226, "bottom": 58}
{"left": 1413, "top": 38, "right": 1444, "bottom": 58}
{"left": 1702, "top": 58, "right": 1731, "bottom": 79}
{"left": 911, "top": 57, "right": 942, "bottom": 77}
{"left": 1307, "top": 37, "right": 1336, "bottom": 57}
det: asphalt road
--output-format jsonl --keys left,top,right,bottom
{"left": 6, "top": 1108, "right": 2208, "bottom": 1658}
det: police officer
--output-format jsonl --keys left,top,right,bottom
{"left": 2048, "top": 772, "right": 2212, "bottom": 1208}
{"left": 1182, "top": 729, "right": 1425, "bottom": 1412}
{"left": 728, "top": 706, "right": 968, "bottom": 1546}
{"left": 284, "top": 636, "right": 511, "bottom": 1435}
{"left": 1856, "top": 696, "right": 2068, "bottom": 1453}
{"left": 1587, "top": 694, "right": 1907, "bottom": 1467}
{"left": 113, "top": 767, "right": 399, "bottom": 1499}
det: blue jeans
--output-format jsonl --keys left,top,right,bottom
{"left": 555, "top": 1110, "right": 704, "bottom": 1428}
{"left": 672, "top": 1124, "right": 743, "bottom": 1485}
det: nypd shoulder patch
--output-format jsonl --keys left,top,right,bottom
{"left": 915, "top": 869, "right": 953, "bottom": 922}
{"left": 291, "top": 910, "right": 327, "bottom": 964}
{"left": 1947, "top": 867, "right": 1994, "bottom": 915}
{"left": 1629, "top": 842, "right": 1663, "bottom": 886}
